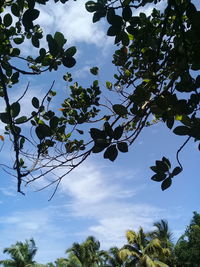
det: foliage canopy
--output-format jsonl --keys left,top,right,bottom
{"left": 0, "top": 0, "right": 199, "bottom": 195}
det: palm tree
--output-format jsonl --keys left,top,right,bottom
{"left": 106, "top": 247, "right": 125, "bottom": 267}
{"left": 0, "top": 238, "right": 37, "bottom": 267}
{"left": 66, "top": 236, "right": 108, "bottom": 267}
{"left": 119, "top": 228, "right": 170, "bottom": 267}
{"left": 150, "top": 220, "right": 175, "bottom": 265}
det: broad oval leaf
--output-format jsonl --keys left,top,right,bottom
{"left": 104, "top": 145, "right": 118, "bottom": 161}
{"left": 151, "top": 173, "right": 166, "bottom": 182}
{"left": 113, "top": 126, "right": 124, "bottom": 140}
{"left": 113, "top": 104, "right": 128, "bottom": 116}
{"left": 85, "top": 1, "right": 97, "bottom": 13}
{"left": 36, "top": 124, "right": 51, "bottom": 140}
{"left": 117, "top": 142, "right": 128, "bottom": 152}
{"left": 11, "top": 102, "right": 20, "bottom": 118}
{"left": 172, "top": 167, "right": 182, "bottom": 176}
{"left": 173, "top": 126, "right": 190, "bottom": 136}
{"left": 161, "top": 178, "right": 172, "bottom": 191}
{"left": 32, "top": 97, "right": 40, "bottom": 109}
{"left": 90, "top": 128, "right": 106, "bottom": 140}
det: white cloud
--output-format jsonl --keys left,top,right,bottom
{"left": 37, "top": 1, "right": 109, "bottom": 47}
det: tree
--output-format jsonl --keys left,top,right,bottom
{"left": 119, "top": 228, "right": 170, "bottom": 266}
{"left": 174, "top": 212, "right": 200, "bottom": 267}
{"left": 0, "top": 0, "right": 199, "bottom": 195}
{"left": 65, "top": 236, "right": 108, "bottom": 267}
{"left": 0, "top": 238, "right": 37, "bottom": 267}
{"left": 149, "top": 220, "right": 175, "bottom": 265}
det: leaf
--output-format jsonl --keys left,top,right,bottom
{"left": 10, "top": 102, "right": 20, "bottom": 118}
{"left": 11, "top": 3, "right": 20, "bottom": 17}
{"left": 13, "top": 37, "right": 24, "bottom": 44}
{"left": 90, "top": 67, "right": 99, "bottom": 75}
{"left": 36, "top": 124, "right": 51, "bottom": 140}
{"left": 151, "top": 173, "right": 166, "bottom": 182}
{"left": 15, "top": 116, "right": 27, "bottom": 124}
{"left": 0, "top": 135, "right": 4, "bottom": 141}
{"left": 113, "top": 126, "right": 124, "bottom": 140}
{"left": 92, "top": 145, "right": 105, "bottom": 153}
{"left": 113, "top": 104, "right": 128, "bottom": 116}
{"left": 54, "top": 32, "right": 66, "bottom": 48}
{"left": 122, "top": 6, "right": 132, "bottom": 21}
{"left": 0, "top": 113, "right": 10, "bottom": 124}
{"left": 3, "top": 13, "right": 13, "bottom": 27}
{"left": 90, "top": 128, "right": 106, "bottom": 140}
{"left": 32, "top": 97, "right": 40, "bottom": 109}
{"left": 50, "top": 116, "right": 59, "bottom": 129}
{"left": 65, "top": 46, "right": 77, "bottom": 57}
{"left": 85, "top": 1, "right": 97, "bottom": 13}
{"left": 172, "top": 167, "right": 182, "bottom": 176}
{"left": 106, "top": 81, "right": 112, "bottom": 89}
{"left": 76, "top": 129, "right": 84, "bottom": 135}
{"left": 104, "top": 122, "right": 113, "bottom": 138}
{"left": 166, "top": 116, "right": 174, "bottom": 129}
{"left": 161, "top": 178, "right": 172, "bottom": 191}
{"left": 62, "top": 56, "right": 76, "bottom": 68}
{"left": 156, "top": 160, "right": 169, "bottom": 172}
{"left": 47, "top": 34, "right": 59, "bottom": 57}
{"left": 32, "top": 35, "right": 40, "bottom": 48}
{"left": 162, "top": 157, "right": 171, "bottom": 169}
{"left": 117, "top": 142, "right": 128, "bottom": 152}
{"left": 104, "top": 145, "right": 118, "bottom": 161}
{"left": 173, "top": 126, "right": 190, "bottom": 136}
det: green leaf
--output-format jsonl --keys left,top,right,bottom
{"left": 32, "top": 35, "right": 40, "bottom": 48}
{"left": 65, "top": 46, "right": 77, "bottom": 57}
{"left": 173, "top": 126, "right": 190, "bottom": 136}
{"left": 161, "top": 178, "right": 172, "bottom": 191}
{"left": 172, "top": 167, "right": 182, "bottom": 176}
{"left": 113, "top": 104, "right": 128, "bottom": 116}
{"left": 54, "top": 32, "right": 66, "bottom": 48}
{"left": 10, "top": 102, "right": 20, "bottom": 118}
{"left": 47, "top": 34, "right": 59, "bottom": 57}
{"left": 13, "top": 37, "right": 24, "bottom": 44}
{"left": 0, "top": 112, "right": 10, "bottom": 124}
{"left": 106, "top": 81, "right": 112, "bottom": 89}
{"left": 117, "top": 142, "right": 128, "bottom": 152}
{"left": 62, "top": 56, "right": 76, "bottom": 68}
{"left": 11, "top": 3, "right": 20, "bottom": 17}
{"left": 36, "top": 124, "right": 51, "bottom": 140}
{"left": 3, "top": 13, "right": 13, "bottom": 27}
{"left": 104, "top": 145, "right": 118, "bottom": 161}
{"left": 32, "top": 97, "right": 40, "bottom": 109}
{"left": 90, "top": 67, "right": 99, "bottom": 75}
{"left": 85, "top": 1, "right": 97, "bottom": 13}
{"left": 15, "top": 116, "right": 27, "bottom": 124}
{"left": 49, "top": 116, "right": 59, "bottom": 129}
{"left": 113, "top": 126, "right": 124, "bottom": 140}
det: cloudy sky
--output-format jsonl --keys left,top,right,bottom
{"left": 0, "top": 0, "right": 199, "bottom": 264}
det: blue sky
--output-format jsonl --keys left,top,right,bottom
{"left": 0, "top": 0, "right": 199, "bottom": 264}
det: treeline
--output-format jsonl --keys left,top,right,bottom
{"left": 0, "top": 212, "right": 199, "bottom": 267}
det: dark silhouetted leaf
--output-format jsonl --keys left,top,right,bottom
{"left": 173, "top": 126, "right": 190, "bottom": 136}
{"left": 161, "top": 178, "right": 172, "bottom": 191}
{"left": 32, "top": 97, "right": 40, "bottom": 109}
{"left": 113, "top": 126, "right": 124, "bottom": 140}
{"left": 90, "top": 128, "right": 106, "bottom": 140}
{"left": 172, "top": 167, "right": 182, "bottom": 176}
{"left": 104, "top": 145, "right": 118, "bottom": 161}
{"left": 113, "top": 104, "right": 128, "bottom": 116}
{"left": 10, "top": 102, "right": 20, "bottom": 118}
{"left": 36, "top": 124, "right": 51, "bottom": 140}
{"left": 117, "top": 142, "right": 128, "bottom": 152}
{"left": 151, "top": 173, "right": 166, "bottom": 182}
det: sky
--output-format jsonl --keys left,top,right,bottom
{"left": 0, "top": 0, "right": 199, "bottom": 264}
